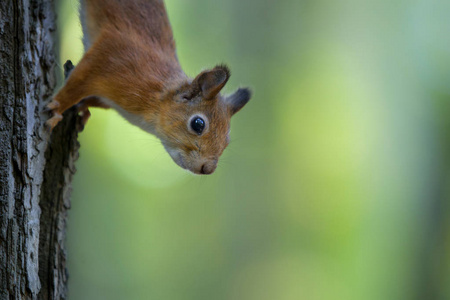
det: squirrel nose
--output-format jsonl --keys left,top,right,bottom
{"left": 200, "top": 162, "right": 217, "bottom": 175}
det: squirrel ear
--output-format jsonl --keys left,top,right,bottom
{"left": 226, "top": 88, "right": 251, "bottom": 115}
{"left": 193, "top": 65, "right": 230, "bottom": 100}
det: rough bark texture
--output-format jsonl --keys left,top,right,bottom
{"left": 0, "top": 0, "right": 80, "bottom": 299}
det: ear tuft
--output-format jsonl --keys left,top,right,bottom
{"left": 215, "top": 64, "right": 231, "bottom": 80}
{"left": 193, "top": 65, "right": 231, "bottom": 100}
{"left": 226, "top": 88, "right": 251, "bottom": 115}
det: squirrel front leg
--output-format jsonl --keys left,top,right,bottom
{"left": 46, "top": 50, "right": 106, "bottom": 130}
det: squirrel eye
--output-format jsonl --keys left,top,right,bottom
{"left": 190, "top": 117, "right": 205, "bottom": 135}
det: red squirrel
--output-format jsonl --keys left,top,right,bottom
{"left": 47, "top": 0, "right": 251, "bottom": 175}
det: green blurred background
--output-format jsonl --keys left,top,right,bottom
{"left": 57, "top": 0, "right": 450, "bottom": 299}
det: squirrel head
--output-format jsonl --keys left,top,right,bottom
{"left": 154, "top": 65, "right": 251, "bottom": 175}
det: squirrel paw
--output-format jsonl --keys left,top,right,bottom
{"left": 76, "top": 101, "right": 91, "bottom": 131}
{"left": 46, "top": 100, "right": 60, "bottom": 111}
{"left": 45, "top": 100, "right": 62, "bottom": 131}
{"left": 45, "top": 113, "right": 63, "bottom": 131}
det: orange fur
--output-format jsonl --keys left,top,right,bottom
{"left": 47, "top": 0, "right": 251, "bottom": 174}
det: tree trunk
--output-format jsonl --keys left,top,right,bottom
{"left": 0, "top": 1, "right": 80, "bottom": 299}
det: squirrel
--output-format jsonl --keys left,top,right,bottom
{"left": 46, "top": 0, "right": 251, "bottom": 175}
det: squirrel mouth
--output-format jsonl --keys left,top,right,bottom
{"left": 163, "top": 144, "right": 211, "bottom": 174}
{"left": 175, "top": 154, "right": 186, "bottom": 169}
{"left": 164, "top": 145, "right": 187, "bottom": 170}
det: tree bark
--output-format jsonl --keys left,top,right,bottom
{"left": 0, "top": 1, "right": 80, "bottom": 299}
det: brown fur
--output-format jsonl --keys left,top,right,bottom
{"left": 47, "top": 0, "right": 251, "bottom": 174}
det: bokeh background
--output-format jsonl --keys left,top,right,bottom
{"left": 57, "top": 0, "right": 450, "bottom": 299}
